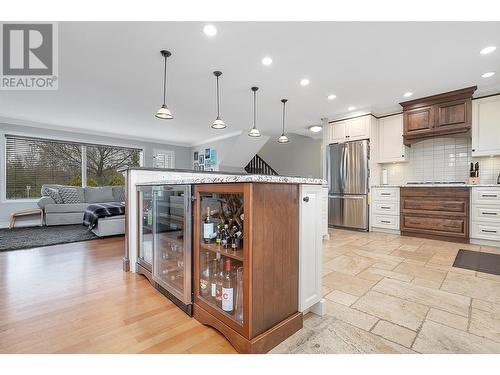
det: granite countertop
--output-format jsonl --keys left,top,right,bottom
{"left": 372, "top": 184, "right": 500, "bottom": 188}
{"left": 131, "top": 169, "right": 326, "bottom": 185}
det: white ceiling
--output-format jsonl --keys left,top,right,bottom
{"left": 1, "top": 22, "right": 500, "bottom": 146}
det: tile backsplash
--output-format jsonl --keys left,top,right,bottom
{"left": 380, "top": 138, "right": 500, "bottom": 185}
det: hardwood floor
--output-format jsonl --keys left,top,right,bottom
{"left": 0, "top": 237, "right": 236, "bottom": 354}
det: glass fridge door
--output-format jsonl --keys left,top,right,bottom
{"left": 138, "top": 186, "right": 154, "bottom": 269}
{"left": 152, "top": 185, "right": 192, "bottom": 304}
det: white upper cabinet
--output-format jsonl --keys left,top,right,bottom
{"left": 348, "top": 116, "right": 370, "bottom": 140}
{"left": 378, "top": 114, "right": 408, "bottom": 163}
{"left": 329, "top": 120, "right": 348, "bottom": 143}
{"left": 326, "top": 115, "right": 371, "bottom": 144}
{"left": 472, "top": 95, "right": 500, "bottom": 157}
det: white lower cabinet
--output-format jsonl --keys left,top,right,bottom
{"left": 471, "top": 186, "right": 500, "bottom": 245}
{"left": 370, "top": 187, "right": 400, "bottom": 233}
{"left": 299, "top": 185, "right": 325, "bottom": 315}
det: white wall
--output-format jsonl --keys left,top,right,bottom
{"left": 379, "top": 137, "right": 500, "bottom": 185}
{"left": 258, "top": 133, "right": 322, "bottom": 178}
{"left": 191, "top": 132, "right": 269, "bottom": 173}
{"left": 0, "top": 122, "right": 191, "bottom": 227}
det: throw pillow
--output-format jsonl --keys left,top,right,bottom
{"left": 59, "top": 187, "right": 83, "bottom": 204}
{"left": 45, "top": 187, "right": 63, "bottom": 204}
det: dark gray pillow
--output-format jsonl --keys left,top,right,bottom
{"left": 59, "top": 187, "right": 83, "bottom": 204}
{"left": 85, "top": 187, "right": 114, "bottom": 203}
{"left": 45, "top": 187, "right": 63, "bottom": 204}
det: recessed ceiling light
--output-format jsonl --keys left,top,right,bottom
{"left": 480, "top": 46, "right": 496, "bottom": 55}
{"left": 203, "top": 24, "right": 217, "bottom": 37}
{"left": 300, "top": 78, "right": 310, "bottom": 86}
{"left": 482, "top": 72, "right": 495, "bottom": 78}
{"left": 308, "top": 125, "right": 323, "bottom": 133}
{"left": 327, "top": 94, "right": 336, "bottom": 100}
{"left": 348, "top": 106, "right": 356, "bottom": 111}
{"left": 261, "top": 57, "right": 273, "bottom": 66}
{"left": 403, "top": 92, "right": 413, "bottom": 97}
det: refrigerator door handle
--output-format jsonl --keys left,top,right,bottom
{"left": 329, "top": 195, "right": 365, "bottom": 199}
{"left": 341, "top": 144, "right": 347, "bottom": 192}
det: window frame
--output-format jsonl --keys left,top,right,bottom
{"left": 1, "top": 131, "right": 145, "bottom": 203}
{"left": 152, "top": 148, "right": 176, "bottom": 169}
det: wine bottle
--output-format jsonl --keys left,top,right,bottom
{"left": 203, "top": 206, "right": 214, "bottom": 244}
{"left": 215, "top": 256, "right": 224, "bottom": 307}
{"left": 210, "top": 253, "right": 220, "bottom": 300}
{"left": 200, "top": 252, "right": 211, "bottom": 298}
{"left": 222, "top": 258, "right": 234, "bottom": 313}
{"left": 221, "top": 224, "right": 229, "bottom": 248}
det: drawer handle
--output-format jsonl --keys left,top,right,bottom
{"left": 482, "top": 194, "right": 498, "bottom": 198}
{"left": 381, "top": 220, "right": 391, "bottom": 224}
{"left": 482, "top": 212, "right": 498, "bottom": 215}
{"left": 381, "top": 206, "right": 391, "bottom": 209}
{"left": 380, "top": 193, "right": 391, "bottom": 196}
{"left": 481, "top": 229, "right": 498, "bottom": 233}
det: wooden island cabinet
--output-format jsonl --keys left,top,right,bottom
{"left": 193, "top": 183, "right": 302, "bottom": 353}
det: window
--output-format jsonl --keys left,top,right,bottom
{"left": 153, "top": 150, "right": 175, "bottom": 169}
{"left": 86, "top": 144, "right": 141, "bottom": 186}
{"left": 5, "top": 135, "right": 141, "bottom": 200}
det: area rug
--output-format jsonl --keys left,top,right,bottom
{"left": 0, "top": 225, "right": 99, "bottom": 251}
{"left": 453, "top": 249, "right": 500, "bottom": 276}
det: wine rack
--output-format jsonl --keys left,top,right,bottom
{"left": 193, "top": 183, "right": 303, "bottom": 353}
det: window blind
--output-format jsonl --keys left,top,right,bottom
{"left": 5, "top": 135, "right": 142, "bottom": 199}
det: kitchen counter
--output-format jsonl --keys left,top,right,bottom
{"left": 372, "top": 184, "right": 500, "bottom": 188}
{"left": 125, "top": 168, "right": 326, "bottom": 186}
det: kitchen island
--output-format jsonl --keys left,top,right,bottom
{"left": 123, "top": 168, "right": 327, "bottom": 353}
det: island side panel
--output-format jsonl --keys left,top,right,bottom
{"left": 250, "top": 183, "right": 300, "bottom": 338}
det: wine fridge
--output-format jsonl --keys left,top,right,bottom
{"left": 137, "top": 184, "right": 193, "bottom": 315}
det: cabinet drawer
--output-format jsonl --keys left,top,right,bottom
{"left": 372, "top": 201, "right": 399, "bottom": 215}
{"left": 372, "top": 188, "right": 399, "bottom": 201}
{"left": 472, "top": 205, "right": 500, "bottom": 223}
{"left": 372, "top": 215, "right": 399, "bottom": 230}
{"left": 402, "top": 215, "right": 465, "bottom": 235}
{"left": 472, "top": 188, "right": 500, "bottom": 205}
{"left": 401, "top": 197, "right": 467, "bottom": 215}
{"left": 471, "top": 222, "right": 500, "bottom": 241}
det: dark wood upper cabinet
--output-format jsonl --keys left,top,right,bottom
{"left": 403, "top": 105, "right": 434, "bottom": 139}
{"left": 400, "top": 86, "right": 476, "bottom": 146}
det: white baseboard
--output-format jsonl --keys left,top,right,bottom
{"left": 470, "top": 238, "right": 500, "bottom": 248}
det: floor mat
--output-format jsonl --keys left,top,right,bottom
{"left": 453, "top": 249, "right": 500, "bottom": 276}
{"left": 0, "top": 225, "right": 100, "bottom": 251}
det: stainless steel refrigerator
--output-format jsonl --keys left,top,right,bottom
{"left": 327, "top": 140, "right": 369, "bottom": 230}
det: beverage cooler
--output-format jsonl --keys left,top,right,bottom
{"left": 136, "top": 185, "right": 192, "bottom": 315}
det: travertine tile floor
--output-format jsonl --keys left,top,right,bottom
{"left": 272, "top": 229, "right": 500, "bottom": 354}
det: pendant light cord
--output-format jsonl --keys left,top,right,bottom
{"left": 162, "top": 55, "right": 167, "bottom": 105}
{"left": 253, "top": 90, "right": 257, "bottom": 129}
{"left": 216, "top": 75, "right": 220, "bottom": 118}
{"left": 282, "top": 101, "right": 286, "bottom": 134}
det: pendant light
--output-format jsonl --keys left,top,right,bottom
{"left": 211, "top": 71, "right": 226, "bottom": 129}
{"left": 155, "top": 50, "right": 173, "bottom": 120}
{"left": 278, "top": 98, "right": 289, "bottom": 144}
{"left": 248, "top": 86, "right": 261, "bottom": 137}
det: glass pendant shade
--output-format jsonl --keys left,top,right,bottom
{"left": 155, "top": 50, "right": 173, "bottom": 120}
{"left": 248, "top": 127, "right": 261, "bottom": 137}
{"left": 212, "top": 117, "right": 226, "bottom": 129}
{"left": 155, "top": 104, "right": 173, "bottom": 119}
{"left": 278, "top": 134, "right": 289, "bottom": 143}
{"left": 248, "top": 86, "right": 261, "bottom": 137}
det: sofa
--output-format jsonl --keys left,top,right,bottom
{"left": 37, "top": 184, "right": 125, "bottom": 236}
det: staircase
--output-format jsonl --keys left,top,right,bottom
{"left": 244, "top": 154, "right": 278, "bottom": 175}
